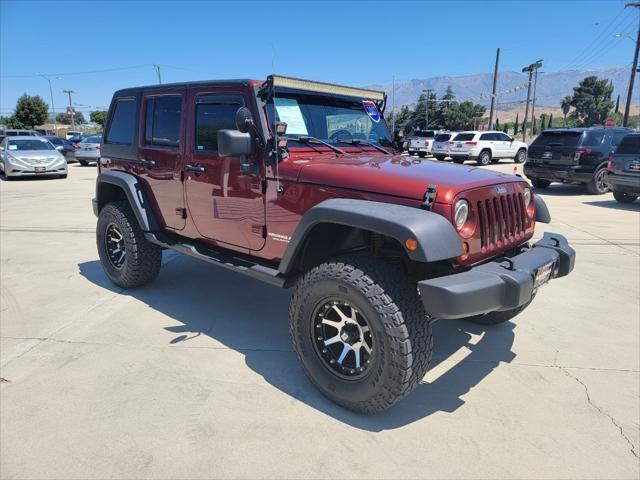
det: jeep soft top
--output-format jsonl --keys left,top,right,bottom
{"left": 93, "top": 74, "right": 575, "bottom": 412}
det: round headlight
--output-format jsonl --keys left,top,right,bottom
{"left": 454, "top": 199, "right": 469, "bottom": 230}
{"left": 523, "top": 188, "right": 532, "bottom": 208}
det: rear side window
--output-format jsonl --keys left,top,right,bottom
{"left": 144, "top": 96, "right": 182, "bottom": 147}
{"left": 583, "top": 130, "right": 605, "bottom": 147}
{"left": 479, "top": 133, "right": 495, "bottom": 141}
{"left": 106, "top": 98, "right": 136, "bottom": 145}
{"left": 616, "top": 135, "right": 640, "bottom": 154}
{"left": 531, "top": 131, "right": 582, "bottom": 147}
{"left": 453, "top": 133, "right": 476, "bottom": 142}
{"left": 194, "top": 96, "right": 243, "bottom": 151}
{"left": 611, "top": 131, "right": 630, "bottom": 148}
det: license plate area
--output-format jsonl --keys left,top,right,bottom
{"left": 534, "top": 261, "right": 554, "bottom": 288}
{"left": 34, "top": 166, "right": 46, "bottom": 173}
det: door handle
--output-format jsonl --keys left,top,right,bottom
{"left": 140, "top": 159, "right": 155, "bottom": 168}
{"left": 185, "top": 164, "right": 205, "bottom": 174}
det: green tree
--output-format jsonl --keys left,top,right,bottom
{"left": 548, "top": 113, "right": 553, "bottom": 128}
{"left": 495, "top": 117, "right": 500, "bottom": 130}
{"left": 0, "top": 115, "right": 10, "bottom": 125}
{"left": 615, "top": 94, "right": 620, "bottom": 114}
{"left": 566, "top": 76, "right": 614, "bottom": 127}
{"left": 12, "top": 94, "right": 49, "bottom": 129}
{"left": 532, "top": 115, "right": 538, "bottom": 135}
{"left": 540, "top": 113, "right": 548, "bottom": 131}
{"left": 56, "top": 111, "right": 86, "bottom": 125}
{"left": 561, "top": 96, "right": 572, "bottom": 126}
{"left": 90, "top": 110, "right": 107, "bottom": 127}
{"left": 514, "top": 112, "right": 519, "bottom": 135}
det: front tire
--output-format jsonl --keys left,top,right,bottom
{"left": 96, "top": 201, "right": 162, "bottom": 289}
{"left": 531, "top": 179, "right": 551, "bottom": 189}
{"left": 418, "top": 152, "right": 426, "bottom": 158}
{"left": 585, "top": 167, "right": 609, "bottom": 195}
{"left": 289, "top": 256, "right": 433, "bottom": 413}
{"left": 79, "top": 159, "right": 88, "bottom": 166}
{"left": 514, "top": 148, "right": 526, "bottom": 164}
{"left": 435, "top": 156, "right": 445, "bottom": 161}
{"left": 453, "top": 158, "right": 465, "bottom": 164}
{"left": 613, "top": 191, "right": 638, "bottom": 203}
{"left": 477, "top": 150, "right": 491, "bottom": 166}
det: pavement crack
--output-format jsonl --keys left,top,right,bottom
{"left": 554, "top": 350, "right": 639, "bottom": 459}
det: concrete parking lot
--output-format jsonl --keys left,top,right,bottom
{"left": 1, "top": 160, "right": 638, "bottom": 479}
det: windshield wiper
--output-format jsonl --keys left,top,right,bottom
{"left": 338, "top": 139, "right": 390, "bottom": 155}
{"left": 288, "top": 136, "right": 348, "bottom": 155}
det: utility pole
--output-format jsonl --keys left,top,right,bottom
{"left": 63, "top": 89, "right": 76, "bottom": 129}
{"left": 154, "top": 64, "right": 162, "bottom": 84}
{"left": 623, "top": 2, "right": 640, "bottom": 127}
{"left": 38, "top": 74, "right": 57, "bottom": 134}
{"left": 521, "top": 60, "right": 543, "bottom": 142}
{"left": 531, "top": 69, "right": 542, "bottom": 135}
{"left": 422, "top": 88, "right": 433, "bottom": 130}
{"left": 488, "top": 47, "right": 500, "bottom": 130}
{"left": 392, "top": 75, "right": 396, "bottom": 134}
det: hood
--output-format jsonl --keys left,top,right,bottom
{"left": 289, "top": 153, "right": 525, "bottom": 204}
{"left": 7, "top": 150, "right": 61, "bottom": 160}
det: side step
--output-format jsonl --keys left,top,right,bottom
{"left": 145, "top": 232, "right": 295, "bottom": 288}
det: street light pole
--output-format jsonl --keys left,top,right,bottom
{"left": 38, "top": 74, "right": 57, "bottom": 134}
{"left": 63, "top": 89, "right": 76, "bottom": 129}
{"left": 623, "top": 2, "right": 640, "bottom": 127}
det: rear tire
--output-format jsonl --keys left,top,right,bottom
{"left": 289, "top": 255, "right": 433, "bottom": 413}
{"left": 613, "top": 191, "right": 638, "bottom": 203}
{"left": 453, "top": 158, "right": 465, "bottom": 164}
{"left": 79, "top": 159, "right": 88, "bottom": 166}
{"left": 435, "top": 156, "right": 445, "bottom": 161}
{"left": 514, "top": 148, "right": 526, "bottom": 164}
{"left": 418, "top": 152, "right": 426, "bottom": 158}
{"left": 531, "top": 179, "right": 551, "bottom": 189}
{"left": 585, "top": 167, "right": 609, "bottom": 195}
{"left": 477, "top": 150, "right": 491, "bottom": 166}
{"left": 96, "top": 201, "right": 162, "bottom": 289}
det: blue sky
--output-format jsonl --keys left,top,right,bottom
{"left": 1, "top": 0, "right": 637, "bottom": 116}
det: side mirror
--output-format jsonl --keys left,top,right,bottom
{"left": 235, "top": 107, "right": 254, "bottom": 133}
{"left": 217, "top": 129, "right": 255, "bottom": 173}
{"left": 55, "top": 145, "right": 64, "bottom": 151}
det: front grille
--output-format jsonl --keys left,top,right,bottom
{"left": 476, "top": 192, "right": 527, "bottom": 248}
{"left": 21, "top": 157, "right": 53, "bottom": 165}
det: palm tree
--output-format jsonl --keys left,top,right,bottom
{"left": 561, "top": 96, "right": 572, "bottom": 126}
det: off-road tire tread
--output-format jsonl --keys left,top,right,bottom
{"left": 289, "top": 255, "right": 432, "bottom": 413}
{"left": 97, "top": 201, "right": 162, "bottom": 289}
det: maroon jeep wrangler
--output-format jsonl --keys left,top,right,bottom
{"left": 93, "top": 75, "right": 575, "bottom": 412}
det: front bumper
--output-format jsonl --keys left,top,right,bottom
{"left": 5, "top": 164, "right": 67, "bottom": 177}
{"left": 524, "top": 163, "right": 593, "bottom": 184}
{"left": 605, "top": 172, "right": 640, "bottom": 195}
{"left": 418, "top": 232, "right": 575, "bottom": 320}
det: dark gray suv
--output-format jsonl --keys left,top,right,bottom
{"left": 605, "top": 133, "right": 640, "bottom": 203}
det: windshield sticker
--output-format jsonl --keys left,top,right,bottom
{"left": 362, "top": 100, "right": 380, "bottom": 123}
{"left": 7, "top": 145, "right": 17, "bottom": 150}
{"left": 274, "top": 98, "right": 308, "bottom": 135}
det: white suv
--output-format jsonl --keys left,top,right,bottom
{"left": 448, "top": 131, "right": 528, "bottom": 166}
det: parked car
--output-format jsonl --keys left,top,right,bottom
{"left": 35, "top": 128, "right": 55, "bottom": 136}
{"left": 432, "top": 132, "right": 456, "bottom": 161}
{"left": 0, "top": 129, "right": 40, "bottom": 143}
{"left": 0, "top": 136, "right": 67, "bottom": 179}
{"left": 75, "top": 135, "right": 102, "bottom": 165}
{"left": 407, "top": 130, "right": 436, "bottom": 157}
{"left": 524, "top": 127, "right": 634, "bottom": 194}
{"left": 43, "top": 135, "right": 77, "bottom": 162}
{"left": 65, "top": 131, "right": 85, "bottom": 140}
{"left": 605, "top": 132, "right": 640, "bottom": 203}
{"left": 449, "top": 131, "right": 528, "bottom": 165}
{"left": 93, "top": 75, "right": 575, "bottom": 413}
{"left": 68, "top": 133, "right": 87, "bottom": 144}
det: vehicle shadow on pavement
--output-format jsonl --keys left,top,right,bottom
{"left": 582, "top": 200, "right": 640, "bottom": 212}
{"left": 531, "top": 184, "right": 586, "bottom": 196}
{"left": 79, "top": 255, "right": 517, "bottom": 431}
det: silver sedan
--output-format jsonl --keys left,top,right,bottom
{"left": 1, "top": 136, "right": 68, "bottom": 179}
{"left": 76, "top": 135, "right": 102, "bottom": 166}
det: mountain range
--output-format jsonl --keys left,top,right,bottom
{"left": 366, "top": 66, "right": 631, "bottom": 112}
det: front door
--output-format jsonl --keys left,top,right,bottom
{"left": 184, "top": 88, "right": 266, "bottom": 251}
{"left": 138, "top": 89, "right": 186, "bottom": 231}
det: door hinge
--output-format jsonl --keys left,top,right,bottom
{"left": 176, "top": 208, "right": 187, "bottom": 219}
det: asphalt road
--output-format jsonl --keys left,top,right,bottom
{"left": 1, "top": 160, "right": 638, "bottom": 479}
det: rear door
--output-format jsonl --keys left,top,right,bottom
{"left": 184, "top": 87, "right": 266, "bottom": 251}
{"left": 450, "top": 132, "right": 476, "bottom": 155}
{"left": 137, "top": 89, "right": 186, "bottom": 231}
{"left": 528, "top": 130, "right": 584, "bottom": 165}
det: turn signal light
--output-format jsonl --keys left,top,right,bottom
{"left": 405, "top": 238, "right": 418, "bottom": 251}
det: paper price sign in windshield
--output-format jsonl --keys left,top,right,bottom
{"left": 362, "top": 100, "right": 380, "bottom": 123}
{"left": 274, "top": 98, "right": 308, "bottom": 135}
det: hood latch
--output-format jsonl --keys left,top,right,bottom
{"left": 421, "top": 184, "right": 438, "bottom": 210}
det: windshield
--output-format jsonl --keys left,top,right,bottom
{"left": 531, "top": 131, "right": 583, "bottom": 147}
{"left": 84, "top": 136, "right": 102, "bottom": 143}
{"left": 435, "top": 133, "right": 452, "bottom": 142}
{"left": 6, "top": 139, "right": 54, "bottom": 151}
{"left": 266, "top": 92, "right": 392, "bottom": 148}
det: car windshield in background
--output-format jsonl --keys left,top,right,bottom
{"left": 532, "top": 131, "right": 583, "bottom": 147}
{"left": 616, "top": 135, "right": 640, "bottom": 155}
{"left": 6, "top": 139, "right": 54, "bottom": 151}
{"left": 435, "top": 134, "right": 452, "bottom": 141}
{"left": 414, "top": 131, "right": 435, "bottom": 138}
{"left": 453, "top": 133, "right": 475, "bottom": 142}
{"left": 266, "top": 93, "right": 392, "bottom": 147}
{"left": 84, "top": 136, "right": 102, "bottom": 144}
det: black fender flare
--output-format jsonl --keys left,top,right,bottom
{"left": 534, "top": 195, "right": 551, "bottom": 223}
{"left": 278, "top": 198, "right": 464, "bottom": 274}
{"left": 94, "top": 170, "right": 160, "bottom": 231}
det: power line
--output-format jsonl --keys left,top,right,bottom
{"left": 0, "top": 64, "right": 153, "bottom": 79}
